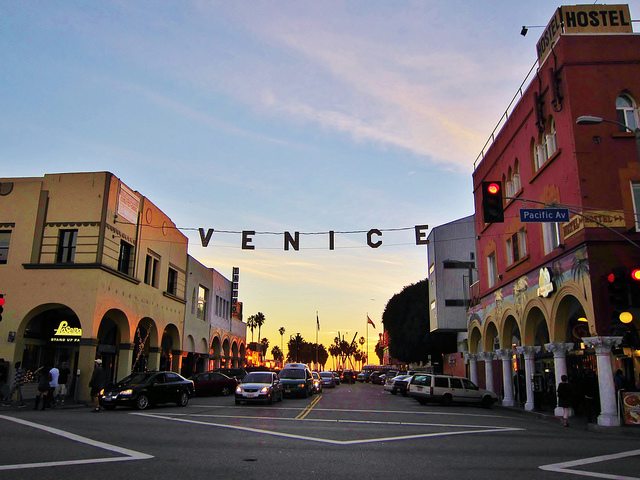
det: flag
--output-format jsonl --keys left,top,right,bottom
{"left": 367, "top": 315, "right": 376, "bottom": 328}
{"left": 316, "top": 312, "right": 320, "bottom": 330}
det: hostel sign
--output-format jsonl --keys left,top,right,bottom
{"left": 537, "top": 4, "right": 632, "bottom": 65}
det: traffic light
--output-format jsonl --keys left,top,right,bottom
{"left": 0, "top": 294, "right": 4, "bottom": 322}
{"left": 481, "top": 181, "right": 504, "bottom": 223}
{"left": 607, "top": 267, "right": 629, "bottom": 313}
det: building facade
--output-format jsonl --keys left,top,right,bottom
{"left": 0, "top": 171, "right": 244, "bottom": 402}
{"left": 467, "top": 5, "right": 640, "bottom": 427}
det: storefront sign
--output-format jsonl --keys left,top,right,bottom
{"left": 51, "top": 320, "right": 82, "bottom": 343}
{"left": 537, "top": 4, "right": 632, "bottom": 65}
{"left": 621, "top": 392, "right": 640, "bottom": 426}
{"left": 562, "top": 210, "right": 626, "bottom": 240}
{"left": 537, "top": 268, "right": 554, "bottom": 298}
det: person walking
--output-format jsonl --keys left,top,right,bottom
{"left": 48, "top": 364, "right": 60, "bottom": 408}
{"left": 4, "top": 362, "right": 26, "bottom": 407}
{"left": 55, "top": 362, "right": 71, "bottom": 406}
{"left": 557, "top": 374, "right": 573, "bottom": 427}
{"left": 33, "top": 366, "right": 50, "bottom": 411}
{"left": 89, "top": 359, "right": 106, "bottom": 412}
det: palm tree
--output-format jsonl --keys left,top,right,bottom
{"left": 279, "top": 326, "right": 285, "bottom": 352}
{"left": 255, "top": 312, "right": 266, "bottom": 344}
{"left": 246, "top": 315, "right": 257, "bottom": 343}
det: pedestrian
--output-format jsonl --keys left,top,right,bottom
{"left": 557, "top": 374, "right": 573, "bottom": 427}
{"left": 33, "top": 366, "right": 49, "bottom": 411}
{"left": 89, "top": 359, "right": 106, "bottom": 412}
{"left": 48, "top": 364, "right": 60, "bottom": 408}
{"left": 4, "top": 362, "right": 26, "bottom": 407}
{"left": 614, "top": 369, "right": 626, "bottom": 392}
{"left": 56, "top": 361, "right": 71, "bottom": 406}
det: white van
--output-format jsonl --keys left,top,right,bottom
{"left": 408, "top": 374, "right": 497, "bottom": 408}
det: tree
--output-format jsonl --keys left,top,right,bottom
{"left": 246, "top": 315, "right": 257, "bottom": 343}
{"left": 278, "top": 326, "right": 286, "bottom": 351}
{"left": 255, "top": 312, "right": 266, "bottom": 345}
{"left": 382, "top": 279, "right": 456, "bottom": 364}
{"left": 271, "top": 345, "right": 284, "bottom": 364}
{"left": 260, "top": 337, "right": 269, "bottom": 356}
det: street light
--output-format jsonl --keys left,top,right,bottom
{"left": 576, "top": 115, "right": 640, "bottom": 162}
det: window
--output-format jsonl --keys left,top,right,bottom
{"left": 57, "top": 229, "right": 78, "bottom": 263}
{"left": 513, "top": 159, "right": 521, "bottom": 192}
{"left": 617, "top": 94, "right": 639, "bottom": 131}
{"left": 0, "top": 231, "right": 11, "bottom": 264}
{"left": 545, "top": 117, "right": 557, "bottom": 158}
{"left": 542, "top": 222, "right": 561, "bottom": 254}
{"left": 506, "top": 229, "right": 527, "bottom": 265}
{"left": 434, "top": 377, "right": 449, "bottom": 388}
{"left": 450, "top": 378, "right": 463, "bottom": 389}
{"left": 533, "top": 118, "right": 558, "bottom": 172}
{"left": 631, "top": 182, "right": 640, "bottom": 230}
{"left": 430, "top": 300, "right": 436, "bottom": 311}
{"left": 117, "top": 240, "right": 133, "bottom": 275}
{"left": 533, "top": 139, "right": 545, "bottom": 171}
{"left": 191, "top": 288, "right": 196, "bottom": 314}
{"left": 144, "top": 254, "right": 159, "bottom": 287}
{"left": 197, "top": 285, "right": 208, "bottom": 320}
{"left": 487, "top": 252, "right": 498, "bottom": 288}
{"left": 505, "top": 167, "right": 514, "bottom": 198}
{"left": 167, "top": 267, "right": 178, "bottom": 295}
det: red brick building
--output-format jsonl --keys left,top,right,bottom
{"left": 467, "top": 4, "right": 640, "bottom": 426}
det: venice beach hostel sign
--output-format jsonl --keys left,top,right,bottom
{"left": 198, "top": 225, "right": 429, "bottom": 250}
{"left": 51, "top": 320, "right": 82, "bottom": 343}
{"left": 537, "top": 4, "right": 632, "bottom": 65}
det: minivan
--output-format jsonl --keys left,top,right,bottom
{"left": 279, "top": 363, "right": 314, "bottom": 398}
{"left": 408, "top": 374, "right": 497, "bottom": 408}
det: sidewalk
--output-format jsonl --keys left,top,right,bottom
{"left": 1, "top": 398, "right": 87, "bottom": 411}
{"left": 497, "top": 403, "right": 640, "bottom": 436}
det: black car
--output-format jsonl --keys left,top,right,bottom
{"left": 214, "top": 368, "right": 248, "bottom": 381}
{"left": 100, "top": 371, "right": 194, "bottom": 410}
{"left": 190, "top": 371, "right": 237, "bottom": 396}
{"left": 342, "top": 369, "right": 357, "bottom": 384}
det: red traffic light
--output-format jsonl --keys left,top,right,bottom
{"left": 487, "top": 183, "right": 500, "bottom": 195}
{"left": 607, "top": 272, "right": 616, "bottom": 283}
{"left": 0, "top": 295, "right": 4, "bottom": 307}
{"left": 631, "top": 269, "right": 640, "bottom": 281}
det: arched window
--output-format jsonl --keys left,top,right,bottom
{"left": 513, "top": 159, "right": 521, "bottom": 192}
{"left": 545, "top": 117, "right": 557, "bottom": 159}
{"left": 616, "top": 94, "right": 639, "bottom": 131}
{"left": 506, "top": 167, "right": 513, "bottom": 198}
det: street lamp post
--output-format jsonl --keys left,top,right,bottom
{"left": 576, "top": 115, "right": 640, "bottom": 162}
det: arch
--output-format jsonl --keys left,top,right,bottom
{"left": 468, "top": 322, "right": 483, "bottom": 354}
{"left": 160, "top": 323, "right": 181, "bottom": 371}
{"left": 222, "top": 338, "right": 231, "bottom": 367}
{"left": 616, "top": 93, "right": 639, "bottom": 131}
{"left": 552, "top": 292, "right": 589, "bottom": 345}
{"left": 232, "top": 341, "right": 239, "bottom": 367}
{"left": 211, "top": 336, "right": 222, "bottom": 358}
{"left": 484, "top": 321, "right": 499, "bottom": 352}
{"left": 132, "top": 317, "right": 159, "bottom": 372}
{"left": 239, "top": 343, "right": 246, "bottom": 366}
{"left": 523, "top": 305, "right": 549, "bottom": 347}
{"left": 96, "top": 309, "right": 131, "bottom": 383}
{"left": 186, "top": 335, "right": 195, "bottom": 353}
{"left": 502, "top": 314, "right": 522, "bottom": 349}
{"left": 199, "top": 338, "right": 208, "bottom": 354}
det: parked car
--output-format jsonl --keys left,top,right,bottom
{"left": 190, "top": 371, "right": 237, "bottom": 396}
{"left": 332, "top": 372, "right": 341, "bottom": 385}
{"left": 342, "top": 369, "right": 357, "bottom": 384}
{"left": 408, "top": 374, "right": 498, "bottom": 408}
{"left": 235, "top": 371, "right": 283, "bottom": 405}
{"left": 385, "top": 374, "right": 413, "bottom": 396}
{"left": 312, "top": 371, "right": 323, "bottom": 393}
{"left": 357, "top": 371, "right": 372, "bottom": 382}
{"left": 319, "top": 371, "right": 336, "bottom": 388}
{"left": 370, "top": 371, "right": 385, "bottom": 385}
{"left": 279, "top": 363, "right": 314, "bottom": 398}
{"left": 214, "top": 368, "right": 248, "bottom": 381}
{"left": 100, "top": 371, "right": 194, "bottom": 411}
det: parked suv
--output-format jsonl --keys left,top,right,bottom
{"left": 342, "top": 369, "right": 357, "bottom": 384}
{"left": 408, "top": 374, "right": 497, "bottom": 408}
{"left": 279, "top": 363, "right": 314, "bottom": 398}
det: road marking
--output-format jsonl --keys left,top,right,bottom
{"left": 0, "top": 415, "right": 153, "bottom": 471}
{"left": 539, "top": 449, "right": 640, "bottom": 479}
{"left": 191, "top": 403, "right": 510, "bottom": 419}
{"left": 295, "top": 395, "right": 322, "bottom": 420}
{"left": 133, "top": 411, "right": 522, "bottom": 446}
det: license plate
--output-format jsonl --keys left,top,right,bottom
{"left": 245, "top": 392, "right": 258, "bottom": 398}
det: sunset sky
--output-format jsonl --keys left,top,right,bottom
{"left": 3, "top": 1, "right": 639, "bottom": 361}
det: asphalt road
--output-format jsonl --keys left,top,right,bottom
{"left": 1, "top": 382, "right": 639, "bottom": 480}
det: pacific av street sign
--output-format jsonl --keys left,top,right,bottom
{"left": 520, "top": 208, "right": 570, "bottom": 223}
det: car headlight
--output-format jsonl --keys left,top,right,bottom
{"left": 235, "top": 386, "right": 242, "bottom": 394}
{"left": 120, "top": 389, "right": 133, "bottom": 396}
{"left": 99, "top": 388, "right": 105, "bottom": 396}
{"left": 260, "top": 386, "right": 270, "bottom": 394}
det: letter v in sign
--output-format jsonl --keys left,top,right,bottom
{"left": 198, "top": 228, "right": 215, "bottom": 247}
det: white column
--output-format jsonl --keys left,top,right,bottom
{"left": 544, "top": 341, "right": 574, "bottom": 416}
{"left": 583, "top": 336, "right": 623, "bottom": 427}
{"left": 516, "top": 346, "right": 540, "bottom": 412}
{"left": 479, "top": 352, "right": 495, "bottom": 394}
{"left": 464, "top": 353, "right": 479, "bottom": 385}
{"left": 496, "top": 349, "right": 515, "bottom": 407}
